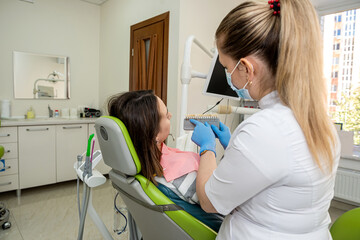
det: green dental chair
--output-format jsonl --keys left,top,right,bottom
{"left": 95, "top": 116, "right": 217, "bottom": 240}
{"left": 330, "top": 207, "right": 360, "bottom": 240}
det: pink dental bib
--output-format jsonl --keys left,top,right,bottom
{"left": 160, "top": 144, "right": 200, "bottom": 182}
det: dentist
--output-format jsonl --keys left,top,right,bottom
{"left": 191, "top": 0, "right": 340, "bottom": 239}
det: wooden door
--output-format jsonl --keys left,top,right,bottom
{"left": 129, "top": 12, "right": 169, "bottom": 104}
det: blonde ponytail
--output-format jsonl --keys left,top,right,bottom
{"left": 276, "top": 0, "right": 335, "bottom": 171}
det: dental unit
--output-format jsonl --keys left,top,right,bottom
{"left": 75, "top": 134, "right": 114, "bottom": 240}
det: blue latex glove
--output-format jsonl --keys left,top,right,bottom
{"left": 211, "top": 122, "right": 231, "bottom": 149}
{"left": 190, "top": 119, "right": 216, "bottom": 156}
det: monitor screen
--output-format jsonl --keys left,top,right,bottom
{"left": 203, "top": 52, "right": 240, "bottom": 100}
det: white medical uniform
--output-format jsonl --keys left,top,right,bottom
{"left": 205, "top": 91, "right": 340, "bottom": 240}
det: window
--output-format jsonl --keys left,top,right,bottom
{"left": 322, "top": 7, "right": 360, "bottom": 147}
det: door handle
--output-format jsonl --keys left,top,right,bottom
{"left": 0, "top": 134, "right": 10, "bottom": 137}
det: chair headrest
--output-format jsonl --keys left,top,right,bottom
{"left": 95, "top": 116, "right": 141, "bottom": 176}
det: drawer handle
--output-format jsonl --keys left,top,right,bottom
{"left": 63, "top": 126, "right": 82, "bottom": 129}
{"left": 26, "top": 128, "right": 49, "bottom": 132}
{"left": 0, "top": 134, "right": 10, "bottom": 137}
{"left": 5, "top": 150, "right": 10, "bottom": 153}
{"left": 0, "top": 182, "right": 11, "bottom": 186}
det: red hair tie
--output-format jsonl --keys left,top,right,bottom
{"left": 268, "top": 0, "right": 280, "bottom": 16}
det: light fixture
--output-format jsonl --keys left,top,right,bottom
{"left": 19, "top": 0, "right": 35, "bottom": 3}
{"left": 80, "top": 0, "right": 108, "bottom": 6}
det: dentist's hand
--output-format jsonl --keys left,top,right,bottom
{"left": 211, "top": 122, "right": 231, "bottom": 149}
{"left": 190, "top": 119, "right": 216, "bottom": 156}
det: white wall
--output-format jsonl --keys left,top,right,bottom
{"left": 1, "top": 0, "right": 243, "bottom": 148}
{"left": 177, "top": 0, "right": 242, "bottom": 154}
{"left": 0, "top": 0, "right": 100, "bottom": 117}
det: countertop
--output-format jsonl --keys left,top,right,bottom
{"left": 0, "top": 117, "right": 98, "bottom": 127}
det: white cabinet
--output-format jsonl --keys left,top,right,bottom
{"left": 18, "top": 126, "right": 56, "bottom": 189}
{"left": 56, "top": 124, "right": 88, "bottom": 182}
{"left": 2, "top": 120, "right": 103, "bottom": 194}
{"left": 0, "top": 127, "right": 19, "bottom": 192}
{"left": 89, "top": 123, "right": 111, "bottom": 174}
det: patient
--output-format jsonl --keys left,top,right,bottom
{"left": 108, "top": 90, "right": 223, "bottom": 231}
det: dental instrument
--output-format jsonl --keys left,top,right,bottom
{"left": 76, "top": 135, "right": 112, "bottom": 240}
{"left": 82, "top": 134, "right": 94, "bottom": 179}
{"left": 207, "top": 105, "right": 261, "bottom": 115}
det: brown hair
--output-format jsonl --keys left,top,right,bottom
{"left": 108, "top": 90, "right": 163, "bottom": 184}
{"left": 216, "top": 0, "right": 336, "bottom": 172}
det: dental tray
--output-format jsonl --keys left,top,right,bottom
{"left": 183, "top": 114, "right": 220, "bottom": 130}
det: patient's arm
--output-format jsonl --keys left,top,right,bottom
{"left": 196, "top": 151, "right": 218, "bottom": 213}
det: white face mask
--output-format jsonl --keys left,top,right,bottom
{"left": 225, "top": 60, "right": 253, "bottom": 100}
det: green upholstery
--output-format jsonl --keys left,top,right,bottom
{"left": 135, "top": 175, "right": 217, "bottom": 239}
{"left": 0, "top": 145, "right": 4, "bottom": 159}
{"left": 99, "top": 116, "right": 217, "bottom": 239}
{"left": 330, "top": 207, "right": 360, "bottom": 240}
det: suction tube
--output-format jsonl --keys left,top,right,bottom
{"left": 77, "top": 134, "right": 95, "bottom": 240}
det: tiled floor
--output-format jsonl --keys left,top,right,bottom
{"left": 0, "top": 179, "right": 357, "bottom": 240}
{"left": 0, "top": 179, "right": 128, "bottom": 240}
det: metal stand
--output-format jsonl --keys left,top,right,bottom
{"left": 75, "top": 153, "right": 114, "bottom": 240}
{"left": 86, "top": 190, "right": 113, "bottom": 240}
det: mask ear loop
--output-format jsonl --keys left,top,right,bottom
{"left": 230, "top": 59, "right": 242, "bottom": 76}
